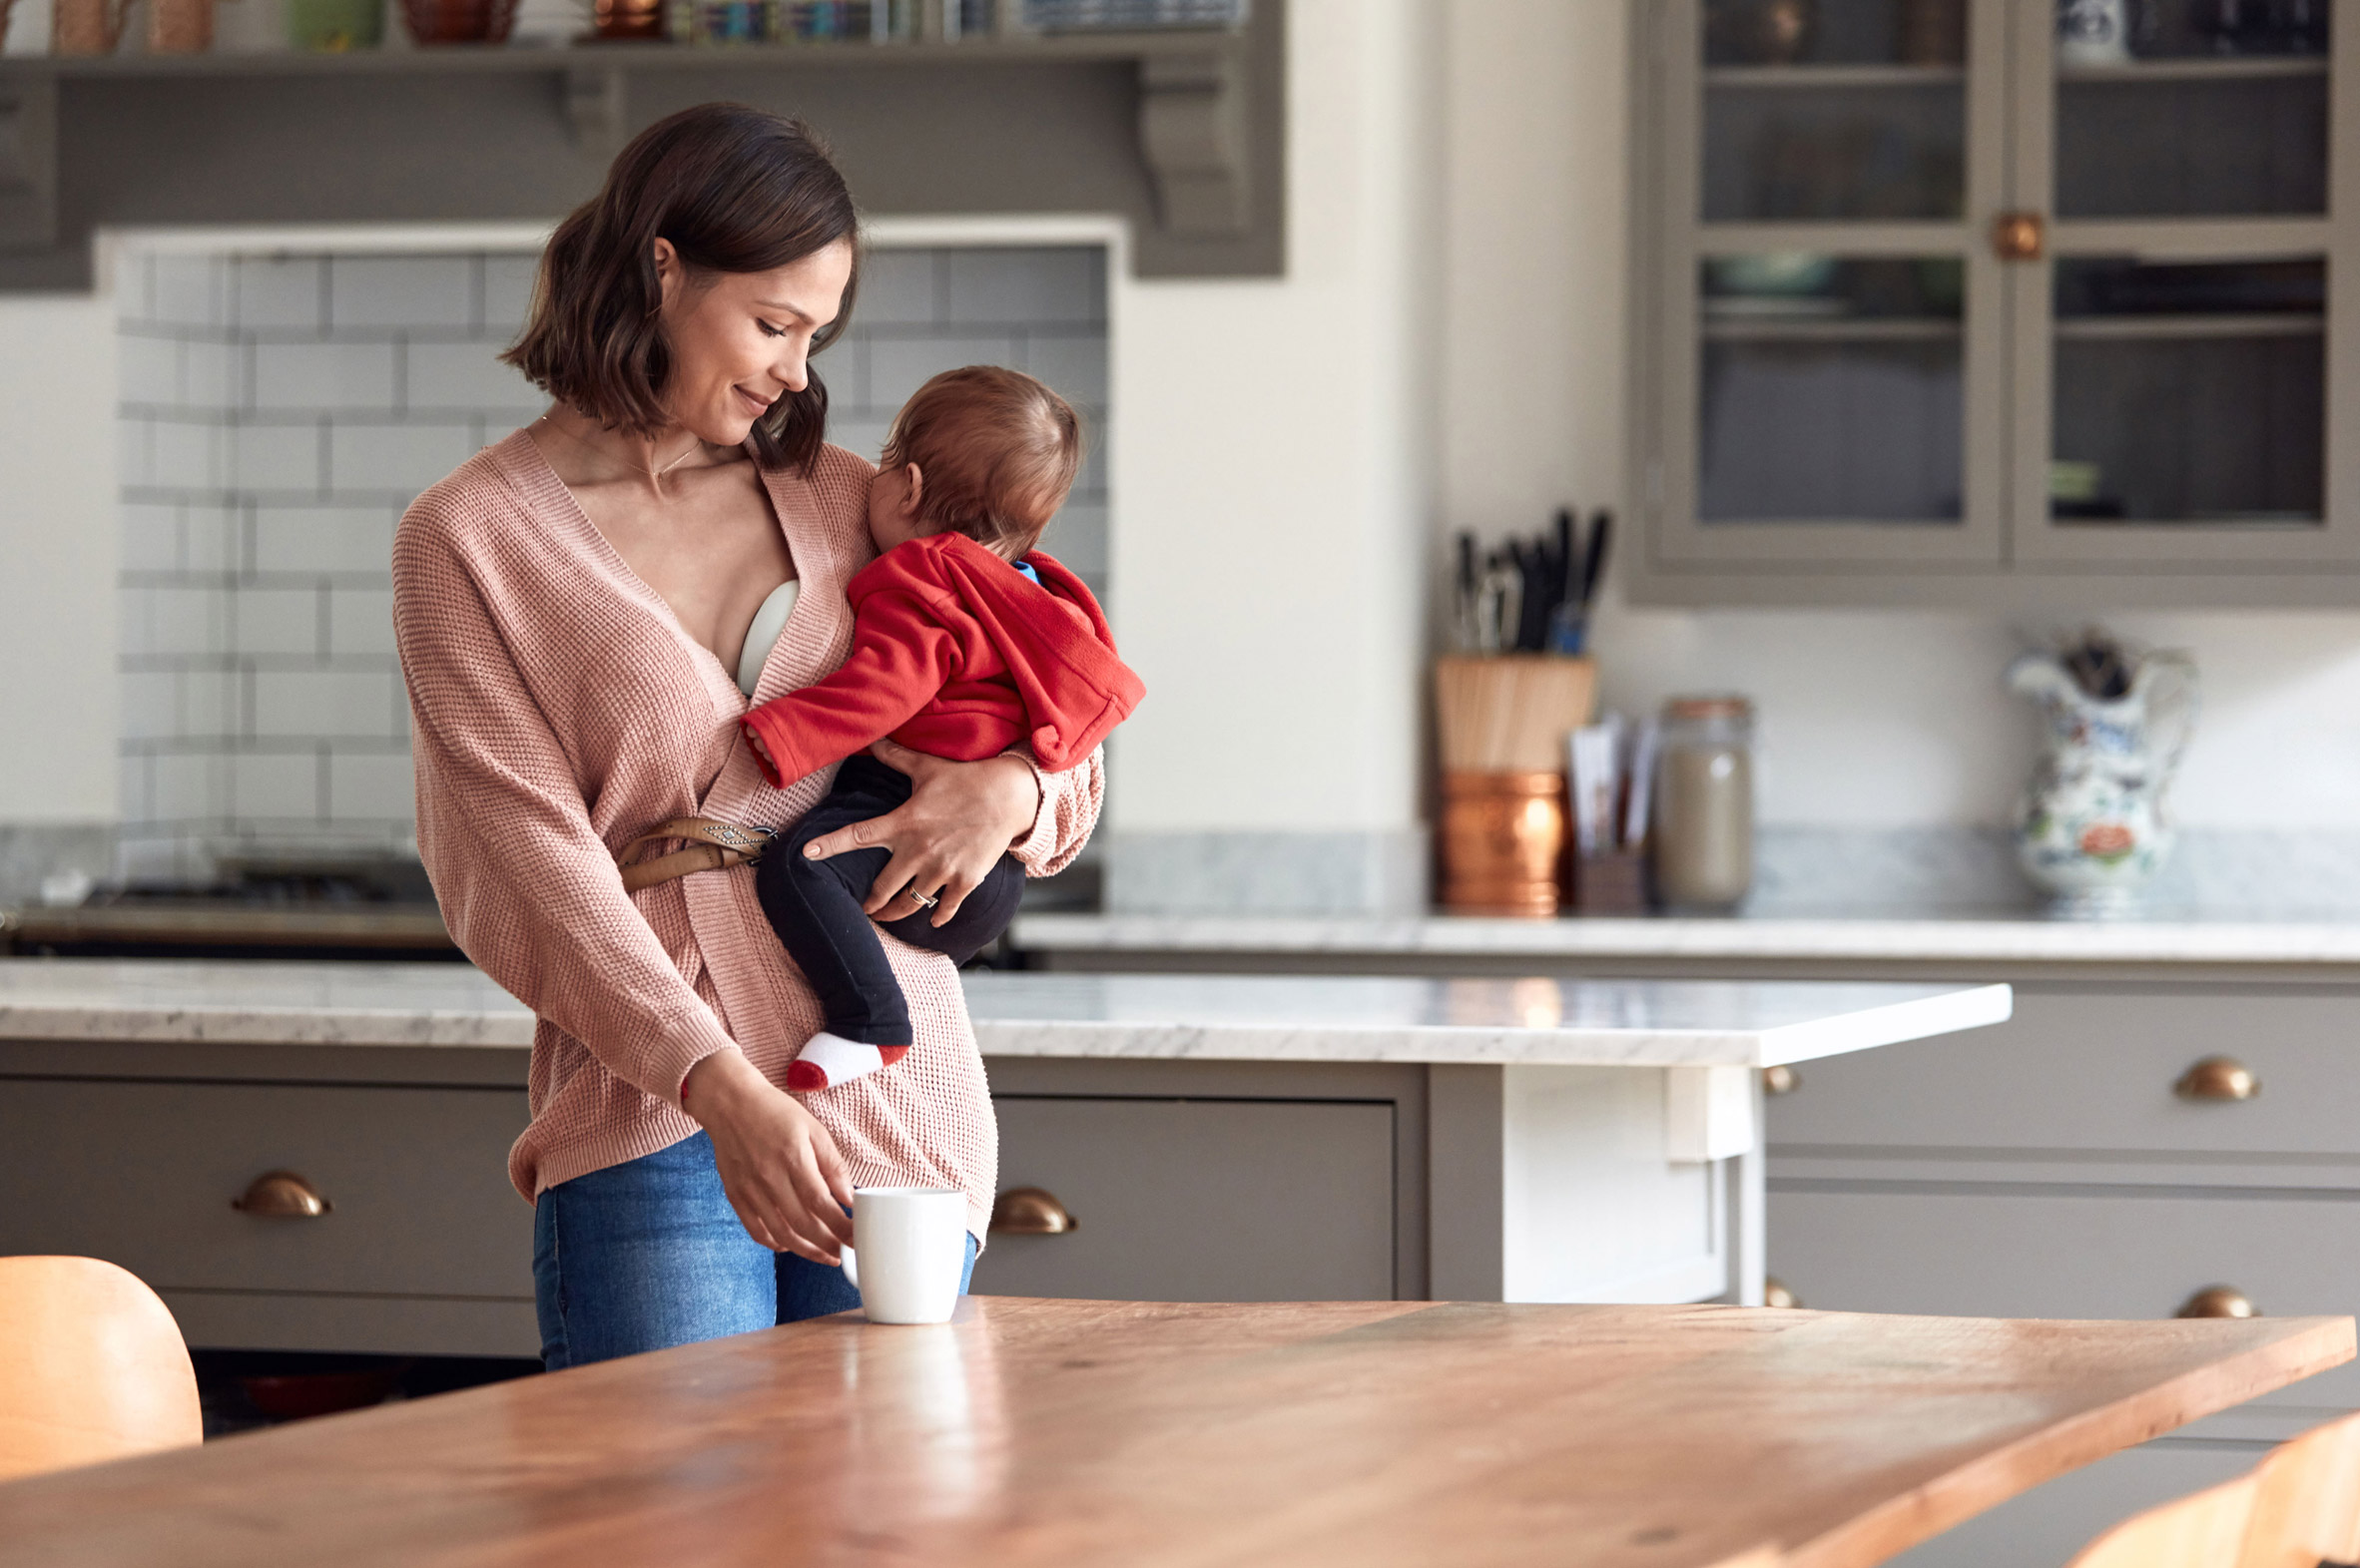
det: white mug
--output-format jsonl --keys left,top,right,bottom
{"left": 842, "top": 1187, "right": 968, "bottom": 1324}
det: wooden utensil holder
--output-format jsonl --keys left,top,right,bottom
{"left": 1433, "top": 655, "right": 1596, "bottom": 773}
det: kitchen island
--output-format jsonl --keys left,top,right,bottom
{"left": 1013, "top": 906, "right": 2360, "bottom": 1568}
{"left": 0, "top": 958, "right": 2006, "bottom": 1356}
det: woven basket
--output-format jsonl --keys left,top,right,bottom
{"left": 400, "top": 0, "right": 516, "bottom": 43}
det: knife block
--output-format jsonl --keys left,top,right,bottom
{"left": 1571, "top": 848, "right": 1649, "bottom": 915}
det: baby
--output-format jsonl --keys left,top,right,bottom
{"left": 742, "top": 365, "right": 1145, "bottom": 1093}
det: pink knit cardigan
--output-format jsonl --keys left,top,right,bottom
{"left": 391, "top": 429, "right": 1102, "bottom": 1238}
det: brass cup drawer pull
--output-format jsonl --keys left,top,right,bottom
{"left": 1762, "top": 1065, "right": 1799, "bottom": 1096}
{"left": 988, "top": 1186, "right": 1077, "bottom": 1236}
{"left": 2174, "top": 1057, "right": 2260, "bottom": 1102}
{"left": 2176, "top": 1286, "right": 2258, "bottom": 1319}
{"left": 232, "top": 1170, "right": 332, "bottom": 1219}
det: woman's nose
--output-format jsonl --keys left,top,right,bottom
{"left": 774, "top": 341, "right": 810, "bottom": 394}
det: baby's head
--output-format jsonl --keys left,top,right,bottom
{"left": 868, "top": 365, "right": 1081, "bottom": 562}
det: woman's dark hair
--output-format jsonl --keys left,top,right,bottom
{"left": 504, "top": 103, "right": 859, "bottom": 475}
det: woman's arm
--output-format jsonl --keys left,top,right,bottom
{"left": 801, "top": 739, "right": 1104, "bottom": 924}
{"left": 394, "top": 521, "right": 853, "bottom": 1261}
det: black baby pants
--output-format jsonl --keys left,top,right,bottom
{"left": 755, "top": 755, "right": 1025, "bottom": 1045}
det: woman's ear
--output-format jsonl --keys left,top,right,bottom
{"left": 652, "top": 237, "right": 682, "bottom": 309}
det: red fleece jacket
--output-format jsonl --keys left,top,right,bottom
{"left": 741, "top": 531, "right": 1145, "bottom": 787}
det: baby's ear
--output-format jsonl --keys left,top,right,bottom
{"left": 901, "top": 463, "right": 925, "bottom": 514}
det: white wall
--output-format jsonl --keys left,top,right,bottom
{"left": 0, "top": 291, "right": 119, "bottom": 821}
{"left": 1441, "top": 0, "right": 2360, "bottom": 831}
{"left": 1106, "top": 0, "right": 1438, "bottom": 839}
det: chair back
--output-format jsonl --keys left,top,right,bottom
{"left": 2238, "top": 1410, "right": 2360, "bottom": 1568}
{"left": 2065, "top": 1475, "right": 2259, "bottom": 1568}
{"left": 0, "top": 1256, "right": 202, "bottom": 1482}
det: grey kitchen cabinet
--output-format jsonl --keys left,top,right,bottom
{"left": 1630, "top": 0, "right": 2360, "bottom": 606}
{"left": 971, "top": 1095, "right": 1398, "bottom": 1303}
{"left": 1766, "top": 983, "right": 2360, "bottom": 1563}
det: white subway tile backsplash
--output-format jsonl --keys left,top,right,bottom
{"left": 253, "top": 341, "right": 397, "bottom": 411}
{"left": 234, "top": 257, "right": 326, "bottom": 331}
{"left": 232, "top": 421, "right": 324, "bottom": 493}
{"left": 480, "top": 254, "right": 538, "bottom": 333}
{"left": 252, "top": 506, "right": 394, "bottom": 575}
{"left": 122, "top": 505, "right": 180, "bottom": 573}
{"left": 867, "top": 335, "right": 1020, "bottom": 409}
{"left": 232, "top": 752, "right": 321, "bottom": 820}
{"left": 150, "top": 257, "right": 226, "bottom": 330}
{"left": 117, "top": 333, "right": 181, "bottom": 409}
{"left": 944, "top": 248, "right": 1104, "bottom": 326}
{"left": 328, "top": 750, "right": 415, "bottom": 820}
{"left": 856, "top": 250, "right": 939, "bottom": 326}
{"left": 1020, "top": 331, "right": 1110, "bottom": 407}
{"left": 327, "top": 420, "right": 475, "bottom": 494}
{"left": 120, "top": 243, "right": 1109, "bottom": 866}
{"left": 253, "top": 670, "right": 397, "bottom": 739}
{"left": 405, "top": 341, "right": 540, "bottom": 411}
{"left": 327, "top": 588, "right": 395, "bottom": 657}
{"left": 152, "top": 752, "right": 229, "bottom": 823}
{"left": 233, "top": 587, "right": 323, "bottom": 657}
{"left": 330, "top": 256, "right": 473, "bottom": 330}
{"left": 146, "top": 586, "right": 226, "bottom": 657}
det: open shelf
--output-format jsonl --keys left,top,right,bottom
{"left": 0, "top": 2, "right": 1285, "bottom": 289}
{"left": 1703, "top": 63, "right": 1966, "bottom": 90}
{"left": 1700, "top": 316, "right": 1962, "bottom": 342}
{"left": 2057, "top": 55, "right": 2329, "bottom": 83}
{"left": 2054, "top": 313, "right": 2325, "bottom": 341}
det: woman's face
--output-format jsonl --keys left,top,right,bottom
{"left": 654, "top": 238, "right": 855, "bottom": 446}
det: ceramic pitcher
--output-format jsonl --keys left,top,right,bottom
{"left": 2006, "top": 647, "right": 2198, "bottom": 912}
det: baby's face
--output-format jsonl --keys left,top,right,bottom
{"left": 866, "top": 463, "right": 926, "bottom": 555}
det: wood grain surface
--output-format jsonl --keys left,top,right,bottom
{"left": 0, "top": 1300, "right": 2346, "bottom": 1568}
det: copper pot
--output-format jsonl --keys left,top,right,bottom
{"left": 1439, "top": 771, "right": 1567, "bottom": 918}
{"left": 591, "top": 0, "right": 663, "bottom": 38}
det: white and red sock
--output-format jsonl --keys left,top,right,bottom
{"left": 786, "top": 1031, "right": 910, "bottom": 1092}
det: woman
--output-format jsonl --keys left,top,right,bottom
{"left": 390, "top": 104, "right": 1101, "bottom": 1368}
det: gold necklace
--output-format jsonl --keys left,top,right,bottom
{"left": 535, "top": 414, "right": 704, "bottom": 486}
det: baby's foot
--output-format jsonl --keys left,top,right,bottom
{"left": 786, "top": 1031, "right": 910, "bottom": 1092}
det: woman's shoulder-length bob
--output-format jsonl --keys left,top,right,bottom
{"left": 504, "top": 102, "right": 860, "bottom": 476}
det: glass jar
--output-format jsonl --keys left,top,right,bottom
{"left": 1652, "top": 696, "right": 1756, "bottom": 911}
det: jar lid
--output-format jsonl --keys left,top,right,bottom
{"left": 1664, "top": 695, "right": 1753, "bottom": 721}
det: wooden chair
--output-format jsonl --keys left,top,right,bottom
{"left": 2238, "top": 1411, "right": 2360, "bottom": 1568}
{"left": 0, "top": 1256, "right": 202, "bottom": 1483}
{"left": 2064, "top": 1475, "right": 2260, "bottom": 1568}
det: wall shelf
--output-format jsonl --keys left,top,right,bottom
{"left": 0, "top": 11, "right": 1285, "bottom": 289}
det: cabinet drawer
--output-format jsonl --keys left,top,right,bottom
{"left": 970, "top": 1097, "right": 1395, "bottom": 1303}
{"left": 0, "top": 1078, "right": 532, "bottom": 1303}
{"left": 1768, "top": 1186, "right": 2360, "bottom": 1408}
{"left": 1767, "top": 989, "right": 2360, "bottom": 1156}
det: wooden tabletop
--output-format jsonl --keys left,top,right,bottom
{"left": 0, "top": 1300, "right": 2347, "bottom": 1568}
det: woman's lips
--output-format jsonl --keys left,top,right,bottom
{"left": 735, "top": 384, "right": 772, "bottom": 417}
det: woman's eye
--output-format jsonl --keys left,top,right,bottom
{"left": 758, "top": 320, "right": 787, "bottom": 338}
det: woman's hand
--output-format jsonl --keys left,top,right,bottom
{"left": 801, "top": 739, "right": 1040, "bottom": 925}
{"left": 682, "top": 1048, "right": 855, "bottom": 1264}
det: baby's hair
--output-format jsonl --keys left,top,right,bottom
{"left": 880, "top": 365, "right": 1082, "bottom": 558}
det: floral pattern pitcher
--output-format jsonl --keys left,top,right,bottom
{"left": 2006, "top": 648, "right": 2198, "bottom": 913}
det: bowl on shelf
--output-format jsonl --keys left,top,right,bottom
{"left": 401, "top": 0, "right": 516, "bottom": 43}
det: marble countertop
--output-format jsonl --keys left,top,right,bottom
{"left": 0, "top": 959, "right": 2011, "bottom": 1068}
{"left": 1010, "top": 910, "right": 2360, "bottom": 966}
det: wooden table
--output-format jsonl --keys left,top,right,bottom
{"left": 0, "top": 1300, "right": 2347, "bottom": 1568}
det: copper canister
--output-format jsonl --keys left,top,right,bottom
{"left": 1439, "top": 771, "right": 1567, "bottom": 918}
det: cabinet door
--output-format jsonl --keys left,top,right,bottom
{"left": 1644, "top": 0, "right": 2012, "bottom": 572}
{"left": 970, "top": 1097, "right": 1396, "bottom": 1304}
{"left": 2006, "top": 0, "right": 2359, "bottom": 569}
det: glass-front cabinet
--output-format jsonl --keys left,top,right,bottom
{"left": 1631, "top": 0, "right": 2360, "bottom": 602}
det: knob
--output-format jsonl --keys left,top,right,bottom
{"left": 2176, "top": 1286, "right": 2258, "bottom": 1319}
{"left": 1763, "top": 1065, "right": 1800, "bottom": 1096}
{"left": 988, "top": 1186, "right": 1077, "bottom": 1235}
{"left": 1763, "top": 1277, "right": 1801, "bottom": 1309}
{"left": 1993, "top": 211, "right": 2046, "bottom": 261}
{"left": 2175, "top": 1057, "right": 2259, "bottom": 1102}
{"left": 232, "top": 1170, "right": 331, "bottom": 1219}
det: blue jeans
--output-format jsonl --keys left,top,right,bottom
{"left": 532, "top": 1131, "right": 978, "bottom": 1370}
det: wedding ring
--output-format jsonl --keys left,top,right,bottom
{"left": 907, "top": 887, "right": 939, "bottom": 909}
